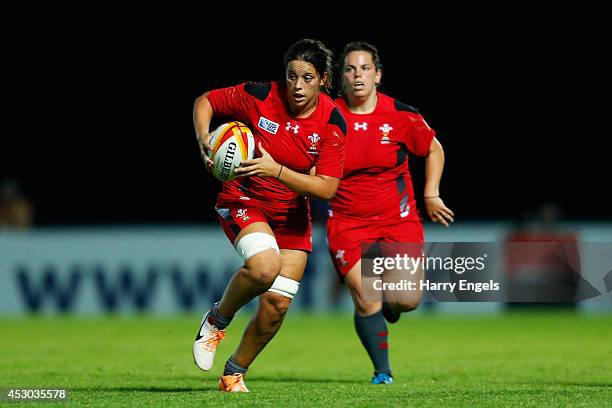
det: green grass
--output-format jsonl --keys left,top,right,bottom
{"left": 1, "top": 312, "right": 611, "bottom": 407}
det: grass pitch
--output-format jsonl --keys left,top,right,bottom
{"left": 1, "top": 311, "right": 611, "bottom": 407}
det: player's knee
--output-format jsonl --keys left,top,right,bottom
{"left": 264, "top": 293, "right": 291, "bottom": 324}
{"left": 242, "top": 250, "right": 282, "bottom": 289}
{"left": 389, "top": 299, "right": 421, "bottom": 313}
{"left": 402, "top": 300, "right": 420, "bottom": 312}
{"left": 350, "top": 287, "right": 381, "bottom": 316}
{"left": 236, "top": 232, "right": 281, "bottom": 288}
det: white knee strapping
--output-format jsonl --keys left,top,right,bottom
{"left": 268, "top": 275, "right": 300, "bottom": 299}
{"left": 235, "top": 232, "right": 280, "bottom": 261}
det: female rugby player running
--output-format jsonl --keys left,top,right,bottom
{"left": 327, "top": 42, "right": 453, "bottom": 384}
{"left": 192, "top": 39, "right": 346, "bottom": 392}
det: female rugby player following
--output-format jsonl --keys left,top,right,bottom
{"left": 192, "top": 39, "right": 346, "bottom": 392}
{"left": 328, "top": 42, "right": 454, "bottom": 384}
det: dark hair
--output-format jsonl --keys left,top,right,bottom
{"left": 336, "top": 41, "right": 383, "bottom": 95}
{"left": 283, "top": 39, "right": 333, "bottom": 90}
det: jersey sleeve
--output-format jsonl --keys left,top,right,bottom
{"left": 206, "top": 83, "right": 256, "bottom": 121}
{"left": 314, "top": 111, "right": 346, "bottom": 178}
{"left": 402, "top": 113, "right": 436, "bottom": 157}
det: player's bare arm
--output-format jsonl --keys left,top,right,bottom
{"left": 424, "top": 137, "right": 454, "bottom": 226}
{"left": 236, "top": 143, "right": 340, "bottom": 201}
{"left": 193, "top": 92, "right": 214, "bottom": 170}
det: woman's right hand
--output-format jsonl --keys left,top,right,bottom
{"left": 198, "top": 133, "right": 214, "bottom": 173}
{"left": 425, "top": 196, "right": 454, "bottom": 227}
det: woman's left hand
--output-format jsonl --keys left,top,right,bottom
{"left": 235, "top": 142, "right": 282, "bottom": 178}
{"left": 425, "top": 197, "right": 455, "bottom": 227}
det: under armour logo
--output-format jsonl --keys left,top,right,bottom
{"left": 286, "top": 122, "right": 299, "bottom": 134}
{"left": 354, "top": 122, "right": 368, "bottom": 131}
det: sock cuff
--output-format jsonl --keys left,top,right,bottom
{"left": 354, "top": 310, "right": 384, "bottom": 321}
{"left": 224, "top": 355, "right": 248, "bottom": 376}
{"left": 208, "top": 302, "right": 233, "bottom": 330}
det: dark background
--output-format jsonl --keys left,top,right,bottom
{"left": 3, "top": 4, "right": 611, "bottom": 225}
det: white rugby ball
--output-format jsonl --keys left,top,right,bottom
{"left": 208, "top": 121, "right": 255, "bottom": 182}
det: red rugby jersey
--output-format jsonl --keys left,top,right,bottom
{"left": 331, "top": 92, "right": 435, "bottom": 222}
{"left": 207, "top": 81, "right": 346, "bottom": 205}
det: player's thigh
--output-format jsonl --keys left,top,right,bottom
{"left": 216, "top": 201, "right": 274, "bottom": 245}
{"left": 382, "top": 219, "right": 424, "bottom": 247}
{"left": 217, "top": 202, "right": 281, "bottom": 275}
{"left": 279, "top": 249, "right": 308, "bottom": 281}
{"left": 381, "top": 219, "right": 424, "bottom": 306}
{"left": 327, "top": 217, "right": 378, "bottom": 281}
{"left": 265, "top": 200, "right": 312, "bottom": 253}
{"left": 382, "top": 264, "right": 424, "bottom": 308}
{"left": 235, "top": 221, "right": 274, "bottom": 244}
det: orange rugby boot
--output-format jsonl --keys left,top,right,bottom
{"left": 218, "top": 373, "right": 250, "bottom": 393}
